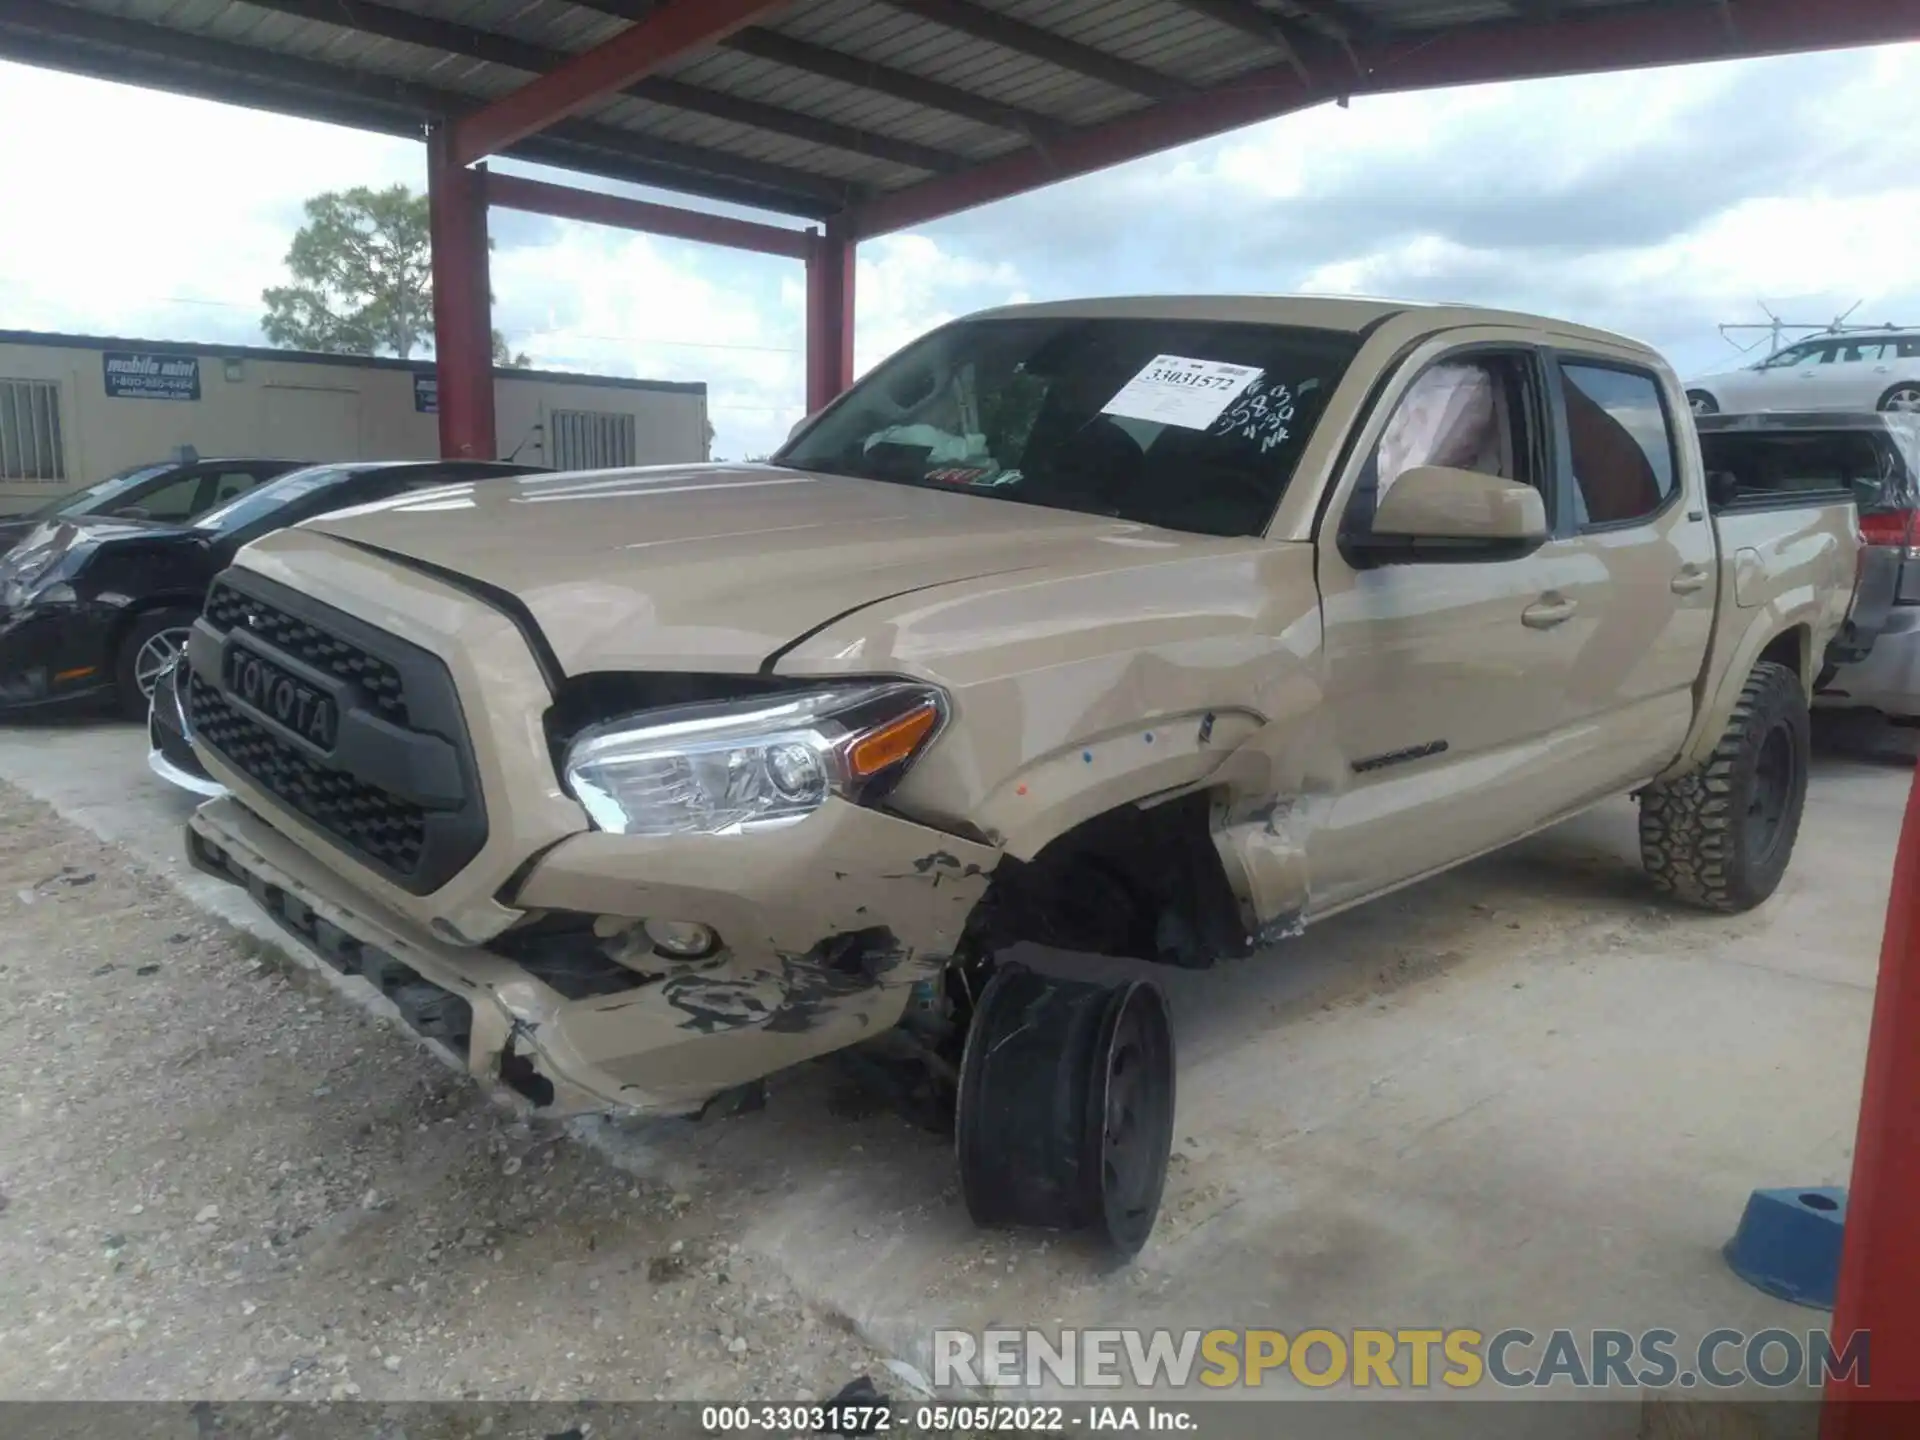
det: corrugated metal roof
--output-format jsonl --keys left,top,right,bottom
{"left": 0, "top": 0, "right": 1894, "bottom": 226}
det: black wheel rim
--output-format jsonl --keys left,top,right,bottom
{"left": 1093, "top": 984, "right": 1174, "bottom": 1254}
{"left": 956, "top": 968, "right": 1175, "bottom": 1256}
{"left": 1746, "top": 722, "right": 1799, "bottom": 866}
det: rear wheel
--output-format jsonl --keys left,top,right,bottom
{"left": 115, "top": 609, "right": 196, "bottom": 720}
{"left": 1878, "top": 381, "right": 1920, "bottom": 414}
{"left": 1639, "top": 661, "right": 1809, "bottom": 912}
{"left": 1687, "top": 390, "right": 1720, "bottom": 416}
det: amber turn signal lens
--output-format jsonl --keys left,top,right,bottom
{"left": 849, "top": 702, "right": 939, "bottom": 778}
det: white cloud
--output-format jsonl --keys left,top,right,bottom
{"left": 851, "top": 234, "right": 1028, "bottom": 375}
{"left": 0, "top": 62, "right": 420, "bottom": 342}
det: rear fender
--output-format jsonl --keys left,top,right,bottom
{"left": 1663, "top": 609, "right": 1816, "bottom": 781}
{"left": 1664, "top": 508, "right": 1855, "bottom": 779}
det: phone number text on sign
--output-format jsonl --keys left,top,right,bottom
{"left": 1102, "top": 354, "right": 1262, "bottom": 430}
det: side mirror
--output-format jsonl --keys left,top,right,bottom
{"left": 1371, "top": 465, "right": 1548, "bottom": 544}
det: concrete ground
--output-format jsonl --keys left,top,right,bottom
{"left": 0, "top": 715, "right": 1909, "bottom": 1431}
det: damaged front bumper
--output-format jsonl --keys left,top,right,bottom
{"left": 187, "top": 794, "right": 998, "bottom": 1116}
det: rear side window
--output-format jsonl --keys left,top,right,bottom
{"left": 1698, "top": 430, "right": 1894, "bottom": 510}
{"left": 1560, "top": 362, "right": 1676, "bottom": 528}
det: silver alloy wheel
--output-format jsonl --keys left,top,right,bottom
{"left": 1689, "top": 392, "right": 1717, "bottom": 415}
{"left": 133, "top": 628, "right": 191, "bottom": 700}
{"left": 1883, "top": 385, "right": 1920, "bottom": 414}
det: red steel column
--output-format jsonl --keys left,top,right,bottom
{"left": 804, "top": 220, "right": 855, "bottom": 415}
{"left": 1823, "top": 761, "right": 1920, "bottom": 1432}
{"left": 427, "top": 128, "right": 496, "bottom": 459}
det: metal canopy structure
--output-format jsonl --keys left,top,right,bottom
{"left": 6, "top": 0, "right": 1920, "bottom": 428}
{"left": 4, "top": 0, "right": 1920, "bottom": 1415}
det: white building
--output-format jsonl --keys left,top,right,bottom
{"left": 0, "top": 329, "right": 711, "bottom": 514}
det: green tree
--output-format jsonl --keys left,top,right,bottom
{"left": 262, "top": 185, "right": 528, "bottom": 365}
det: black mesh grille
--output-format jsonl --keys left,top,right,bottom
{"left": 205, "top": 581, "right": 408, "bottom": 724}
{"left": 187, "top": 672, "right": 426, "bottom": 875}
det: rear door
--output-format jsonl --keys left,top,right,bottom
{"left": 1809, "top": 339, "right": 1892, "bottom": 410}
{"left": 1546, "top": 355, "right": 1718, "bottom": 782}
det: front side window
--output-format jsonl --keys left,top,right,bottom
{"left": 1341, "top": 352, "right": 1542, "bottom": 544}
{"left": 1762, "top": 342, "right": 1825, "bottom": 369}
{"left": 1561, "top": 362, "right": 1676, "bottom": 528}
{"left": 1375, "top": 359, "right": 1526, "bottom": 493}
{"left": 778, "top": 317, "right": 1361, "bottom": 538}
{"left": 36, "top": 461, "right": 173, "bottom": 518}
{"left": 111, "top": 473, "right": 205, "bottom": 520}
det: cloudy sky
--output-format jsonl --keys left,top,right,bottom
{"left": 2, "top": 37, "right": 1917, "bottom": 459}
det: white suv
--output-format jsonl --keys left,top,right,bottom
{"left": 1686, "top": 331, "right": 1920, "bottom": 417}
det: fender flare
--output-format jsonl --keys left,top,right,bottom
{"left": 1661, "top": 607, "right": 1815, "bottom": 781}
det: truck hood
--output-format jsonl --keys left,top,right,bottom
{"left": 299, "top": 463, "right": 1188, "bottom": 674}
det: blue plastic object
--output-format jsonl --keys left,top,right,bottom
{"left": 1723, "top": 1186, "right": 1847, "bottom": 1309}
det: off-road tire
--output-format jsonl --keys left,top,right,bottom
{"left": 1639, "top": 661, "right": 1809, "bottom": 913}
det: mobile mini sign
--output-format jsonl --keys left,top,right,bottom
{"left": 102, "top": 351, "right": 201, "bottom": 402}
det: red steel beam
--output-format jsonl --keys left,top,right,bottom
{"left": 850, "top": 0, "right": 1920, "bottom": 237}
{"left": 1823, "top": 761, "right": 1920, "bottom": 1427}
{"left": 427, "top": 130, "right": 496, "bottom": 459}
{"left": 486, "top": 172, "right": 811, "bottom": 259}
{"left": 452, "top": 0, "right": 788, "bottom": 167}
{"left": 804, "top": 221, "right": 856, "bottom": 413}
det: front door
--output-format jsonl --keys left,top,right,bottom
{"left": 1310, "top": 343, "right": 1595, "bottom": 914}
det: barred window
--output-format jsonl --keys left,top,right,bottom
{"left": 549, "top": 409, "right": 636, "bottom": 471}
{"left": 0, "top": 379, "right": 65, "bottom": 481}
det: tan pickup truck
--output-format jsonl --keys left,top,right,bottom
{"left": 181, "top": 297, "right": 1860, "bottom": 1254}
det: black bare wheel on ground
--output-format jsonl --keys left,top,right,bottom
{"left": 1639, "top": 660, "right": 1810, "bottom": 913}
{"left": 955, "top": 963, "right": 1175, "bottom": 1257}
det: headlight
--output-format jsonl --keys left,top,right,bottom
{"left": 563, "top": 682, "right": 946, "bottom": 837}
{"left": 0, "top": 544, "right": 88, "bottom": 610}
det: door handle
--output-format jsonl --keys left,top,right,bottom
{"left": 1521, "top": 594, "right": 1578, "bottom": 629}
{"left": 1671, "top": 565, "right": 1711, "bottom": 595}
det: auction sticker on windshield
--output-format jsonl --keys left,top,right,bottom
{"left": 1102, "top": 355, "right": 1263, "bottom": 430}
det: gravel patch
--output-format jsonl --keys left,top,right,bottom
{"left": 0, "top": 781, "right": 880, "bottom": 1402}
